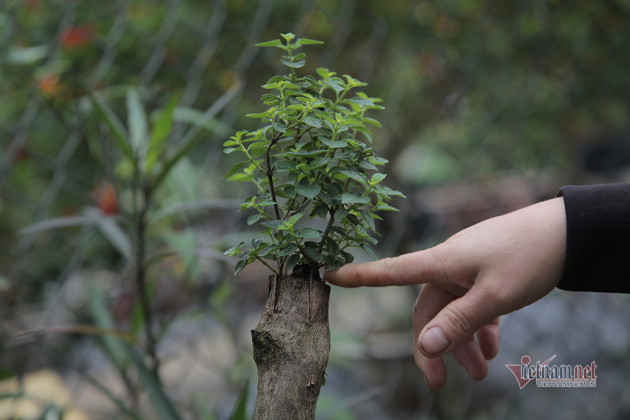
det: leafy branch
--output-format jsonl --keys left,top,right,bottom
{"left": 224, "top": 32, "right": 405, "bottom": 278}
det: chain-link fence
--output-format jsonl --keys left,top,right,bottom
{"left": 2, "top": 0, "right": 630, "bottom": 418}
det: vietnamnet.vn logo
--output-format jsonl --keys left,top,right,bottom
{"left": 505, "top": 354, "right": 597, "bottom": 389}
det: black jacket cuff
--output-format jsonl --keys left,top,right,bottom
{"left": 557, "top": 183, "right": 630, "bottom": 293}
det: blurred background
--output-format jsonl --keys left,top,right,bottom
{"left": 2, "top": 0, "right": 630, "bottom": 419}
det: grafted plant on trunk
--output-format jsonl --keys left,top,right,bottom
{"left": 224, "top": 32, "right": 404, "bottom": 419}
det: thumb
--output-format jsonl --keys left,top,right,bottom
{"left": 418, "top": 286, "right": 499, "bottom": 357}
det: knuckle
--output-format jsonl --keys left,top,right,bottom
{"left": 424, "top": 245, "right": 450, "bottom": 280}
{"left": 428, "top": 240, "right": 478, "bottom": 292}
{"left": 349, "top": 269, "right": 366, "bottom": 287}
{"left": 412, "top": 300, "right": 422, "bottom": 318}
{"left": 442, "top": 305, "right": 475, "bottom": 339}
{"left": 481, "top": 282, "right": 511, "bottom": 315}
{"left": 483, "top": 281, "right": 504, "bottom": 301}
{"left": 379, "top": 257, "right": 398, "bottom": 286}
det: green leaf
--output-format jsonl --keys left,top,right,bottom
{"left": 324, "top": 237, "right": 339, "bottom": 253}
{"left": 295, "top": 227, "right": 321, "bottom": 239}
{"left": 20, "top": 213, "right": 99, "bottom": 234}
{"left": 234, "top": 259, "right": 247, "bottom": 275}
{"left": 360, "top": 210, "right": 376, "bottom": 232}
{"left": 87, "top": 281, "right": 129, "bottom": 371}
{"left": 341, "top": 192, "right": 371, "bottom": 205}
{"left": 284, "top": 148, "right": 327, "bottom": 157}
{"left": 247, "top": 213, "right": 265, "bottom": 225}
{"left": 224, "top": 242, "right": 246, "bottom": 257}
{"left": 360, "top": 243, "right": 377, "bottom": 258}
{"left": 326, "top": 256, "right": 346, "bottom": 270}
{"left": 304, "top": 115, "right": 322, "bottom": 128}
{"left": 346, "top": 96, "right": 375, "bottom": 107}
{"left": 282, "top": 57, "right": 306, "bottom": 68}
{"left": 364, "top": 117, "right": 382, "bottom": 127}
{"left": 297, "top": 38, "right": 324, "bottom": 46}
{"left": 286, "top": 254, "right": 300, "bottom": 273}
{"left": 325, "top": 80, "right": 344, "bottom": 94}
{"left": 280, "top": 32, "right": 296, "bottom": 42}
{"left": 226, "top": 171, "right": 253, "bottom": 182}
{"left": 80, "top": 371, "right": 143, "bottom": 420}
{"left": 342, "top": 251, "right": 355, "bottom": 264}
{"left": 374, "top": 202, "right": 399, "bottom": 212}
{"left": 278, "top": 243, "right": 298, "bottom": 257}
{"left": 247, "top": 141, "right": 269, "bottom": 157}
{"left": 274, "top": 160, "right": 297, "bottom": 172}
{"left": 316, "top": 67, "right": 335, "bottom": 79}
{"left": 261, "top": 93, "right": 281, "bottom": 104}
{"left": 262, "top": 220, "right": 285, "bottom": 229}
{"left": 374, "top": 184, "right": 406, "bottom": 198}
{"left": 370, "top": 155, "right": 389, "bottom": 166}
{"left": 146, "top": 93, "right": 179, "bottom": 173}
{"left": 284, "top": 185, "right": 297, "bottom": 198}
{"left": 359, "top": 159, "right": 378, "bottom": 171}
{"left": 308, "top": 157, "right": 331, "bottom": 169}
{"left": 88, "top": 92, "right": 133, "bottom": 161}
{"left": 311, "top": 203, "right": 329, "bottom": 218}
{"left": 155, "top": 83, "right": 242, "bottom": 190}
{"left": 126, "top": 346, "right": 182, "bottom": 420}
{"left": 251, "top": 237, "right": 265, "bottom": 250}
{"left": 286, "top": 212, "right": 304, "bottom": 227}
{"left": 228, "top": 381, "right": 250, "bottom": 420}
{"left": 319, "top": 136, "right": 347, "bottom": 148}
{"left": 302, "top": 244, "right": 321, "bottom": 261}
{"left": 257, "top": 198, "right": 276, "bottom": 207}
{"left": 336, "top": 168, "right": 368, "bottom": 185}
{"left": 223, "top": 161, "right": 249, "bottom": 179}
{"left": 256, "top": 39, "right": 282, "bottom": 47}
{"left": 127, "top": 88, "right": 148, "bottom": 159}
{"left": 173, "top": 107, "right": 231, "bottom": 135}
{"left": 245, "top": 111, "right": 270, "bottom": 118}
{"left": 370, "top": 173, "right": 387, "bottom": 184}
{"left": 296, "top": 180, "right": 321, "bottom": 200}
{"left": 333, "top": 208, "right": 348, "bottom": 220}
{"left": 319, "top": 191, "right": 336, "bottom": 207}
{"left": 273, "top": 121, "right": 287, "bottom": 133}
{"left": 6, "top": 45, "right": 48, "bottom": 65}
{"left": 96, "top": 216, "right": 134, "bottom": 263}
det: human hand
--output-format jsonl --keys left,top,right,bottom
{"left": 325, "top": 197, "right": 566, "bottom": 389}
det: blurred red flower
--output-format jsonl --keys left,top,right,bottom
{"left": 38, "top": 73, "right": 61, "bottom": 96}
{"left": 95, "top": 182, "right": 120, "bottom": 215}
{"left": 60, "top": 25, "right": 94, "bottom": 49}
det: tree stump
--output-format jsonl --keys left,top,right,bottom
{"left": 252, "top": 274, "right": 330, "bottom": 420}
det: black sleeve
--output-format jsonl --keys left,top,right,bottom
{"left": 556, "top": 183, "right": 630, "bottom": 293}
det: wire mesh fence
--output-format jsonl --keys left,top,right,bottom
{"left": 2, "top": 0, "right": 630, "bottom": 418}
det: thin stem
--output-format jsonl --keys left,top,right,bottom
{"left": 266, "top": 135, "right": 282, "bottom": 220}
{"left": 135, "top": 186, "right": 160, "bottom": 380}
{"left": 255, "top": 255, "right": 280, "bottom": 276}
{"left": 80, "top": 370, "right": 143, "bottom": 420}
{"left": 265, "top": 134, "right": 286, "bottom": 274}
{"left": 317, "top": 206, "right": 337, "bottom": 255}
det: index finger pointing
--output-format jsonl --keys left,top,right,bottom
{"left": 325, "top": 250, "right": 439, "bottom": 287}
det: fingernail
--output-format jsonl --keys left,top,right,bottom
{"left": 420, "top": 327, "right": 450, "bottom": 355}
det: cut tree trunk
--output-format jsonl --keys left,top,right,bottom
{"left": 252, "top": 274, "right": 330, "bottom": 420}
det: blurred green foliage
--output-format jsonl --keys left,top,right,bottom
{"left": 1, "top": 0, "right": 630, "bottom": 418}
{"left": 4, "top": 0, "right": 630, "bottom": 283}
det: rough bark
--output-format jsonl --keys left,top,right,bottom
{"left": 252, "top": 274, "right": 330, "bottom": 420}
